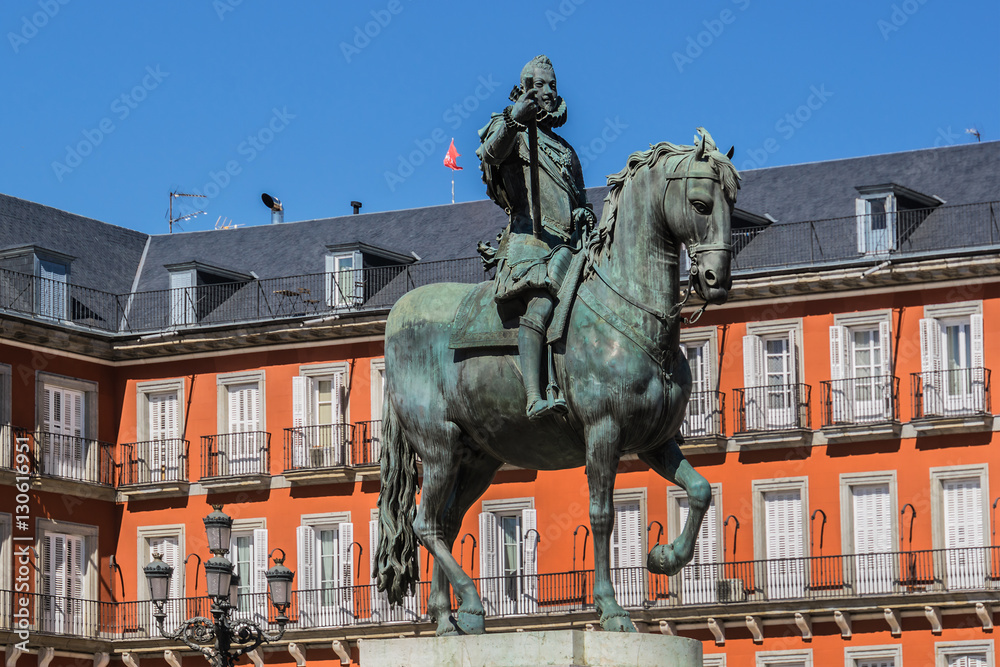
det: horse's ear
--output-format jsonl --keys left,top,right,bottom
{"left": 695, "top": 132, "right": 707, "bottom": 159}
{"left": 726, "top": 145, "right": 735, "bottom": 160}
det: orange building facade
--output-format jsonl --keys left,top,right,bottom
{"left": 0, "top": 141, "right": 997, "bottom": 667}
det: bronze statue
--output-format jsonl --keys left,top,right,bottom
{"left": 375, "top": 57, "right": 739, "bottom": 637}
{"left": 477, "top": 55, "right": 595, "bottom": 419}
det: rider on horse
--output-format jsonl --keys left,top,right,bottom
{"left": 476, "top": 55, "right": 596, "bottom": 420}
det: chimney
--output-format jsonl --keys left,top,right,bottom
{"left": 351, "top": 201, "right": 362, "bottom": 215}
{"left": 261, "top": 193, "right": 283, "bottom": 224}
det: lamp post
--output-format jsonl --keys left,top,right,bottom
{"left": 144, "top": 505, "right": 294, "bottom": 667}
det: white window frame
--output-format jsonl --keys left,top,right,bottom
{"left": 37, "top": 256, "right": 69, "bottom": 320}
{"left": 217, "top": 371, "right": 266, "bottom": 434}
{"left": 297, "top": 512, "right": 354, "bottom": 627}
{"left": 680, "top": 327, "right": 719, "bottom": 438}
{"left": 744, "top": 319, "right": 803, "bottom": 431}
{"left": 844, "top": 645, "right": 902, "bottom": 667}
{"left": 214, "top": 371, "right": 266, "bottom": 476}
{"left": 228, "top": 518, "right": 268, "bottom": 622}
{"left": 856, "top": 193, "right": 897, "bottom": 256}
{"left": 368, "top": 358, "right": 386, "bottom": 462}
{"left": 930, "top": 464, "right": 990, "bottom": 591}
{"left": 480, "top": 497, "right": 537, "bottom": 616}
{"left": 36, "top": 372, "right": 98, "bottom": 481}
{"left": 920, "top": 301, "right": 985, "bottom": 417}
{"left": 668, "top": 483, "right": 723, "bottom": 604}
{"left": 756, "top": 649, "right": 813, "bottom": 667}
{"left": 830, "top": 310, "right": 894, "bottom": 423}
{"left": 609, "top": 488, "right": 646, "bottom": 608}
{"left": 37, "top": 518, "right": 98, "bottom": 634}
{"left": 326, "top": 250, "right": 364, "bottom": 309}
{"left": 291, "top": 363, "right": 350, "bottom": 468}
{"left": 135, "top": 379, "right": 186, "bottom": 483}
{"left": 840, "top": 471, "right": 898, "bottom": 595}
{"left": 753, "top": 477, "right": 809, "bottom": 600}
{"left": 934, "top": 640, "right": 995, "bottom": 667}
{"left": 168, "top": 268, "right": 196, "bottom": 327}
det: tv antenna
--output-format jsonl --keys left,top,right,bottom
{"left": 168, "top": 191, "right": 207, "bottom": 233}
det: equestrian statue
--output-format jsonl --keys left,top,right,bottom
{"left": 375, "top": 55, "right": 739, "bottom": 635}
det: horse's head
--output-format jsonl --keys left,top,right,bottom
{"left": 663, "top": 128, "right": 739, "bottom": 306}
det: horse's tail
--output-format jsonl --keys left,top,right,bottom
{"left": 374, "top": 396, "right": 420, "bottom": 604}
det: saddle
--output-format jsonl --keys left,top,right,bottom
{"left": 448, "top": 250, "right": 586, "bottom": 351}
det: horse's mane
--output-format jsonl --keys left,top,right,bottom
{"left": 588, "top": 128, "right": 740, "bottom": 263}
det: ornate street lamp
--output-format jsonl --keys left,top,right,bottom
{"left": 144, "top": 505, "right": 294, "bottom": 667}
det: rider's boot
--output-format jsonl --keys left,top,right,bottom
{"left": 518, "top": 316, "right": 553, "bottom": 420}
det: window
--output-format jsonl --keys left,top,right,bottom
{"left": 753, "top": 478, "right": 808, "bottom": 600}
{"left": 919, "top": 302, "right": 986, "bottom": 417}
{"left": 840, "top": 472, "right": 897, "bottom": 595}
{"left": 366, "top": 359, "right": 385, "bottom": 463}
{"left": 479, "top": 498, "right": 537, "bottom": 616}
{"left": 38, "top": 258, "right": 69, "bottom": 320}
{"left": 829, "top": 313, "right": 894, "bottom": 424}
{"left": 296, "top": 513, "right": 354, "bottom": 628}
{"left": 680, "top": 328, "right": 721, "bottom": 438}
{"left": 135, "top": 379, "right": 186, "bottom": 484}
{"left": 368, "top": 511, "right": 419, "bottom": 622}
{"left": 138, "top": 525, "right": 184, "bottom": 628}
{"left": 668, "top": 485, "right": 722, "bottom": 604}
{"left": 216, "top": 371, "right": 266, "bottom": 476}
{"left": 934, "top": 641, "right": 994, "bottom": 667}
{"left": 856, "top": 194, "right": 896, "bottom": 255}
{"left": 610, "top": 490, "right": 645, "bottom": 607}
{"left": 38, "top": 519, "right": 97, "bottom": 636}
{"left": 168, "top": 268, "right": 195, "bottom": 326}
{"left": 229, "top": 520, "right": 268, "bottom": 623}
{"left": 931, "top": 465, "right": 989, "bottom": 591}
{"left": 756, "top": 649, "right": 813, "bottom": 667}
{"left": 743, "top": 321, "right": 803, "bottom": 431}
{"left": 291, "top": 363, "right": 349, "bottom": 468}
{"left": 844, "top": 645, "right": 902, "bottom": 667}
{"left": 326, "top": 251, "right": 363, "bottom": 309}
{"left": 36, "top": 373, "right": 98, "bottom": 483}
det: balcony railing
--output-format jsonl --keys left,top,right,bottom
{"left": 201, "top": 431, "right": 271, "bottom": 478}
{"left": 283, "top": 424, "right": 355, "bottom": 470}
{"left": 119, "top": 439, "right": 190, "bottom": 485}
{"left": 734, "top": 384, "right": 811, "bottom": 433}
{"left": 911, "top": 367, "right": 991, "bottom": 419}
{"left": 355, "top": 420, "right": 382, "bottom": 466}
{"left": 26, "top": 429, "right": 116, "bottom": 485}
{"left": 821, "top": 375, "right": 899, "bottom": 426}
{"left": 4, "top": 545, "right": 997, "bottom": 638}
{"left": 681, "top": 391, "right": 725, "bottom": 439}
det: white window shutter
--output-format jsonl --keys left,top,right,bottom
{"left": 764, "top": 490, "right": 805, "bottom": 599}
{"left": 878, "top": 320, "right": 892, "bottom": 377}
{"left": 919, "top": 318, "right": 943, "bottom": 415}
{"left": 743, "top": 334, "right": 764, "bottom": 430}
{"left": 679, "top": 495, "right": 718, "bottom": 604}
{"left": 253, "top": 528, "right": 268, "bottom": 595}
{"left": 830, "top": 325, "right": 848, "bottom": 422}
{"left": 479, "top": 512, "right": 498, "bottom": 579}
{"left": 339, "top": 522, "right": 355, "bottom": 616}
{"left": 520, "top": 509, "right": 538, "bottom": 613}
{"left": 970, "top": 313, "right": 986, "bottom": 411}
{"left": 43, "top": 387, "right": 53, "bottom": 432}
{"left": 856, "top": 198, "right": 868, "bottom": 254}
{"left": 228, "top": 385, "right": 242, "bottom": 433}
{"left": 885, "top": 194, "right": 897, "bottom": 249}
{"left": 296, "top": 525, "right": 316, "bottom": 626}
{"left": 368, "top": 518, "right": 383, "bottom": 619}
{"left": 291, "top": 376, "right": 308, "bottom": 467}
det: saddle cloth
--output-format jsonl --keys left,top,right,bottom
{"left": 448, "top": 250, "right": 586, "bottom": 351}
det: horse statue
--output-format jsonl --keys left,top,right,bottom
{"left": 375, "top": 128, "right": 739, "bottom": 634}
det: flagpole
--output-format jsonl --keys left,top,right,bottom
{"left": 451, "top": 178, "right": 455, "bottom": 204}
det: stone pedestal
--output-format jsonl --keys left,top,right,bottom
{"left": 359, "top": 630, "right": 702, "bottom": 666}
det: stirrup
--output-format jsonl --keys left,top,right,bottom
{"left": 546, "top": 383, "right": 568, "bottom": 415}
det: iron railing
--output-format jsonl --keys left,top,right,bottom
{"left": 355, "top": 420, "right": 382, "bottom": 466}
{"left": 27, "top": 429, "right": 116, "bottom": 485}
{"left": 0, "top": 267, "right": 120, "bottom": 331}
{"left": 734, "top": 384, "right": 812, "bottom": 433}
{"left": 7, "top": 545, "right": 996, "bottom": 638}
{"left": 680, "top": 391, "right": 725, "bottom": 439}
{"left": 282, "top": 424, "right": 355, "bottom": 470}
{"left": 201, "top": 431, "right": 271, "bottom": 478}
{"left": 119, "top": 439, "right": 190, "bottom": 485}
{"left": 911, "top": 368, "right": 991, "bottom": 419}
{"left": 821, "top": 375, "right": 900, "bottom": 426}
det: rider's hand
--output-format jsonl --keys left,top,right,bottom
{"left": 510, "top": 89, "right": 538, "bottom": 125}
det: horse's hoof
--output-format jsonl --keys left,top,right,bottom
{"left": 455, "top": 609, "right": 486, "bottom": 635}
{"left": 647, "top": 543, "right": 688, "bottom": 575}
{"left": 435, "top": 615, "right": 460, "bottom": 636}
{"left": 600, "top": 611, "right": 637, "bottom": 633}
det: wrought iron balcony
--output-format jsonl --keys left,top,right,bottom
{"left": 821, "top": 375, "right": 899, "bottom": 426}
{"left": 734, "top": 384, "right": 811, "bottom": 433}
{"left": 20, "top": 428, "right": 116, "bottom": 486}
{"left": 119, "top": 439, "right": 191, "bottom": 485}
{"left": 282, "top": 424, "right": 356, "bottom": 470}
{"left": 911, "top": 367, "right": 991, "bottom": 419}
{"left": 200, "top": 431, "right": 271, "bottom": 478}
{"left": 680, "top": 391, "right": 726, "bottom": 440}
{"left": 355, "top": 420, "right": 383, "bottom": 466}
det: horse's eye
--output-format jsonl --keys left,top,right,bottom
{"left": 692, "top": 200, "right": 712, "bottom": 215}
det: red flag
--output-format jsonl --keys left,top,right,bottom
{"left": 444, "top": 138, "right": 462, "bottom": 171}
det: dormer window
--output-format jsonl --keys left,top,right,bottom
{"left": 855, "top": 184, "right": 941, "bottom": 256}
{"left": 0, "top": 246, "right": 74, "bottom": 321}
{"left": 326, "top": 251, "right": 363, "bottom": 309}
{"left": 38, "top": 258, "right": 69, "bottom": 320}
{"left": 325, "top": 242, "right": 415, "bottom": 311}
{"left": 164, "top": 261, "right": 252, "bottom": 327}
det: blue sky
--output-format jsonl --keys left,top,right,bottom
{"left": 3, "top": 0, "right": 997, "bottom": 236}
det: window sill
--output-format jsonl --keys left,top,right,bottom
{"left": 117, "top": 481, "right": 191, "bottom": 500}
{"left": 282, "top": 467, "right": 356, "bottom": 486}
{"left": 679, "top": 434, "right": 728, "bottom": 455}
{"left": 732, "top": 428, "right": 813, "bottom": 450}
{"left": 909, "top": 414, "right": 994, "bottom": 436}
{"left": 821, "top": 420, "right": 902, "bottom": 444}
{"left": 198, "top": 474, "right": 271, "bottom": 492}
{"left": 30, "top": 475, "right": 116, "bottom": 501}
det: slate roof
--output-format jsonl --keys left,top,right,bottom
{"left": 0, "top": 194, "right": 148, "bottom": 294}
{"left": 1, "top": 141, "right": 997, "bottom": 297}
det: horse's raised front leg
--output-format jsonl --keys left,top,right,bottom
{"left": 586, "top": 418, "right": 637, "bottom": 632}
{"left": 639, "top": 438, "right": 711, "bottom": 575}
{"left": 425, "top": 448, "right": 500, "bottom": 636}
